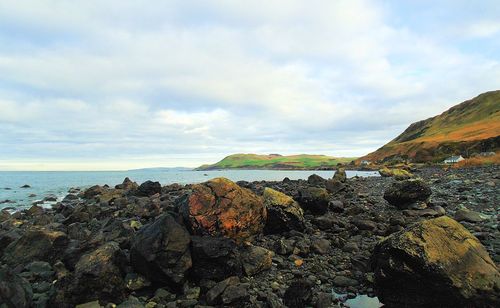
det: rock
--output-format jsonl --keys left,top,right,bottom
{"left": 383, "top": 179, "right": 431, "bottom": 208}
{"left": 263, "top": 188, "right": 305, "bottom": 234}
{"left": 51, "top": 242, "right": 127, "bottom": 307}
{"left": 117, "top": 296, "right": 145, "bottom": 308}
{"left": 311, "top": 238, "right": 330, "bottom": 255}
{"left": 315, "top": 292, "right": 333, "bottom": 308}
{"left": 333, "top": 168, "right": 347, "bottom": 183}
{"left": 221, "top": 284, "right": 249, "bottom": 305}
{"left": 115, "top": 177, "right": 139, "bottom": 191}
{"left": 190, "top": 236, "right": 242, "bottom": 281}
{"left": 297, "top": 187, "right": 330, "bottom": 215}
{"left": 325, "top": 179, "right": 346, "bottom": 194}
{"left": 125, "top": 273, "right": 151, "bottom": 291}
{"left": 351, "top": 217, "right": 377, "bottom": 231}
{"left": 206, "top": 276, "right": 240, "bottom": 305}
{"left": 454, "top": 208, "right": 484, "bottom": 223}
{"left": 372, "top": 216, "right": 500, "bottom": 307}
{"left": 240, "top": 244, "right": 273, "bottom": 276}
{"left": 307, "top": 174, "right": 326, "bottom": 186}
{"left": 75, "top": 300, "right": 101, "bottom": 308}
{"left": 20, "top": 184, "right": 31, "bottom": 188}
{"left": 284, "top": 279, "right": 313, "bottom": 308}
{"left": 136, "top": 180, "right": 161, "bottom": 197}
{"left": 130, "top": 213, "right": 192, "bottom": 289}
{"left": 178, "top": 178, "right": 266, "bottom": 242}
{"left": 379, "top": 167, "right": 413, "bottom": 180}
{"left": 332, "top": 275, "right": 358, "bottom": 287}
{"left": 26, "top": 205, "right": 44, "bottom": 216}
{"left": 312, "top": 215, "right": 337, "bottom": 230}
{"left": 0, "top": 268, "right": 33, "bottom": 308}
{"left": 2, "top": 229, "right": 69, "bottom": 265}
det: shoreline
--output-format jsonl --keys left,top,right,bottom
{"left": 0, "top": 165, "right": 498, "bottom": 307}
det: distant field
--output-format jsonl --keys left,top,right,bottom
{"left": 196, "top": 154, "right": 356, "bottom": 170}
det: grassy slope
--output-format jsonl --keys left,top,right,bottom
{"left": 361, "top": 90, "right": 500, "bottom": 162}
{"left": 197, "top": 154, "right": 356, "bottom": 170}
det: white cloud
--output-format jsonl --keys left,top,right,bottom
{"left": 0, "top": 0, "right": 499, "bottom": 170}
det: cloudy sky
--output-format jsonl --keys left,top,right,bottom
{"left": 0, "top": 0, "right": 499, "bottom": 170}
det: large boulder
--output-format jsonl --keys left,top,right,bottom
{"left": 130, "top": 213, "right": 192, "bottom": 289}
{"left": 2, "top": 229, "right": 69, "bottom": 265}
{"left": 190, "top": 236, "right": 242, "bottom": 282}
{"left": 297, "top": 187, "right": 330, "bottom": 215}
{"left": 263, "top": 188, "right": 305, "bottom": 234}
{"left": 0, "top": 268, "right": 33, "bottom": 308}
{"left": 178, "top": 178, "right": 266, "bottom": 242}
{"left": 383, "top": 178, "right": 431, "bottom": 208}
{"left": 51, "top": 242, "right": 127, "bottom": 307}
{"left": 372, "top": 216, "right": 500, "bottom": 307}
{"left": 307, "top": 174, "right": 326, "bottom": 186}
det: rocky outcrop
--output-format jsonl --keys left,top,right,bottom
{"left": 178, "top": 178, "right": 266, "bottom": 242}
{"left": 262, "top": 187, "right": 305, "bottom": 234}
{"left": 136, "top": 180, "right": 161, "bottom": 197}
{"left": 383, "top": 178, "right": 431, "bottom": 208}
{"left": 130, "top": 213, "right": 192, "bottom": 289}
{"left": 372, "top": 216, "right": 500, "bottom": 307}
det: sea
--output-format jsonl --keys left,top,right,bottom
{"left": 0, "top": 169, "right": 379, "bottom": 211}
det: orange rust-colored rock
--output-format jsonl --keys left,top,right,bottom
{"left": 179, "top": 178, "right": 266, "bottom": 243}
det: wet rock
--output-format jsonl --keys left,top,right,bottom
{"left": 0, "top": 268, "right": 33, "bottom": 308}
{"left": 190, "top": 236, "right": 242, "bottom": 281}
{"left": 263, "top": 187, "right": 305, "bottom": 234}
{"left": 136, "top": 180, "right": 161, "bottom": 197}
{"left": 178, "top": 177, "right": 266, "bottom": 242}
{"left": 372, "top": 216, "right": 500, "bottom": 307}
{"left": 130, "top": 213, "right": 192, "bottom": 289}
{"left": 284, "top": 279, "right": 313, "bottom": 308}
{"left": 383, "top": 179, "right": 431, "bottom": 209}
{"left": 51, "top": 242, "right": 127, "bottom": 307}
{"left": 2, "top": 229, "right": 69, "bottom": 266}
{"left": 240, "top": 244, "right": 273, "bottom": 276}
{"left": 20, "top": 184, "right": 31, "bottom": 188}
{"left": 454, "top": 208, "right": 484, "bottom": 223}
{"left": 307, "top": 174, "right": 326, "bottom": 186}
{"left": 298, "top": 187, "right": 330, "bottom": 215}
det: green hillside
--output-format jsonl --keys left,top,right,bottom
{"left": 361, "top": 90, "right": 500, "bottom": 163}
{"left": 196, "top": 154, "right": 356, "bottom": 170}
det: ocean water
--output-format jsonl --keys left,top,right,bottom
{"left": 0, "top": 169, "right": 379, "bottom": 211}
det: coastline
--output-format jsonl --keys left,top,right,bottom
{"left": 0, "top": 166, "right": 498, "bottom": 307}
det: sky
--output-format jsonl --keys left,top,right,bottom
{"left": 0, "top": 0, "right": 499, "bottom": 171}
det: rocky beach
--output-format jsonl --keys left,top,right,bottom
{"left": 1, "top": 166, "right": 499, "bottom": 308}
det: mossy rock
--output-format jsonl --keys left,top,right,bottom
{"left": 372, "top": 216, "right": 500, "bottom": 307}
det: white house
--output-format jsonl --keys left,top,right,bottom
{"left": 360, "top": 160, "right": 371, "bottom": 165}
{"left": 443, "top": 155, "right": 465, "bottom": 164}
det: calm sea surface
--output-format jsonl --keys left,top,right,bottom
{"left": 0, "top": 169, "right": 379, "bottom": 211}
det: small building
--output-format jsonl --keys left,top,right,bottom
{"left": 360, "top": 160, "right": 371, "bottom": 165}
{"left": 443, "top": 155, "right": 465, "bottom": 164}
